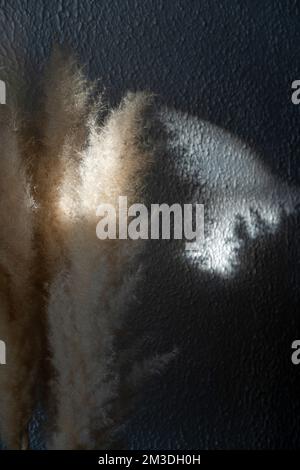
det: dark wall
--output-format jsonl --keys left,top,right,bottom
{"left": 1, "top": 0, "right": 300, "bottom": 180}
{"left": 0, "top": 0, "right": 300, "bottom": 449}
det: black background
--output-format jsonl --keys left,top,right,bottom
{"left": 0, "top": 0, "right": 300, "bottom": 449}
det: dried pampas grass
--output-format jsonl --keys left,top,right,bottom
{"left": 43, "top": 57, "right": 155, "bottom": 449}
{"left": 0, "top": 50, "right": 167, "bottom": 449}
{"left": 0, "top": 106, "right": 42, "bottom": 449}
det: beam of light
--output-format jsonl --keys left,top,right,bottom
{"left": 160, "top": 109, "right": 300, "bottom": 277}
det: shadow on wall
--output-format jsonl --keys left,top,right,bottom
{"left": 123, "top": 110, "right": 300, "bottom": 449}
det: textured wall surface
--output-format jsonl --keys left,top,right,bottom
{"left": 0, "top": 0, "right": 300, "bottom": 449}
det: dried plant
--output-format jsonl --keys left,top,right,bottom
{"left": 0, "top": 50, "right": 169, "bottom": 449}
